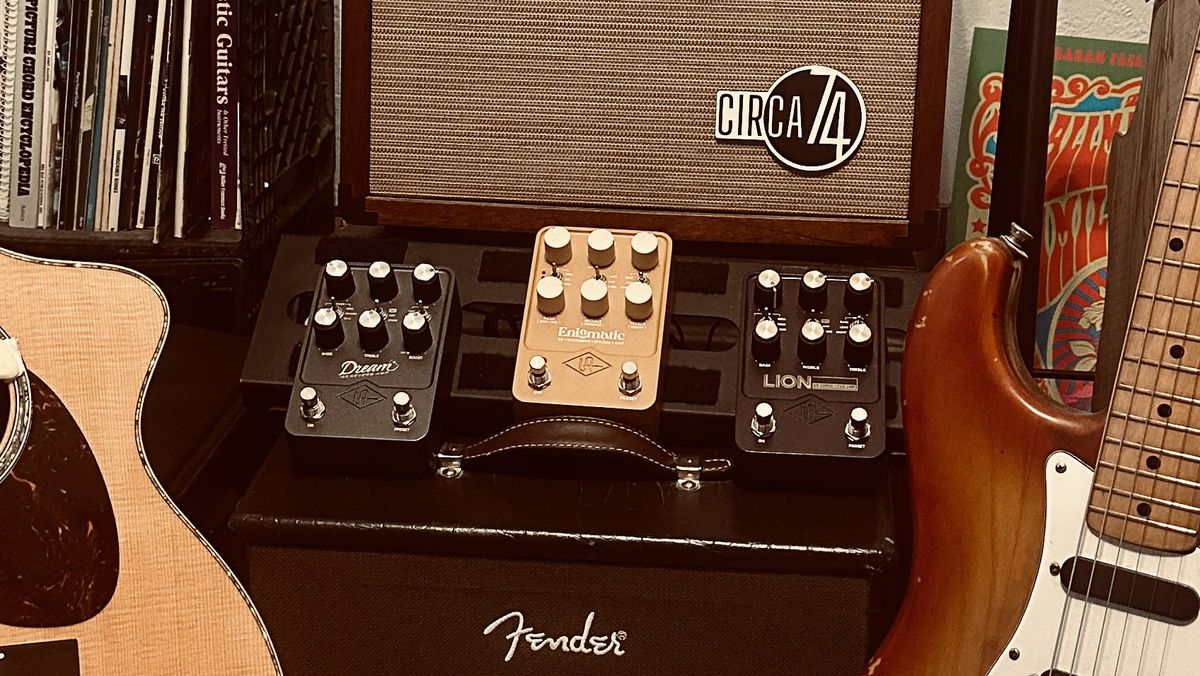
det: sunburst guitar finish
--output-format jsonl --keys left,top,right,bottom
{"left": 0, "top": 247, "right": 279, "bottom": 675}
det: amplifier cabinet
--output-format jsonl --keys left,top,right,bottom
{"left": 232, "top": 440, "right": 902, "bottom": 675}
{"left": 340, "top": 0, "right": 951, "bottom": 247}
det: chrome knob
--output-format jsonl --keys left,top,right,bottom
{"left": 619, "top": 361, "right": 643, "bottom": 396}
{"left": 752, "top": 317, "right": 781, "bottom": 364}
{"left": 798, "top": 319, "right": 827, "bottom": 366}
{"left": 846, "top": 407, "right": 871, "bottom": 442}
{"left": 367, "top": 261, "right": 398, "bottom": 301}
{"left": 751, "top": 402, "right": 776, "bottom": 439}
{"left": 845, "top": 273, "right": 875, "bottom": 316}
{"left": 528, "top": 355, "right": 552, "bottom": 390}
{"left": 799, "top": 270, "right": 828, "bottom": 312}
{"left": 358, "top": 310, "right": 389, "bottom": 353}
{"left": 412, "top": 263, "right": 443, "bottom": 305}
{"left": 844, "top": 320, "right": 874, "bottom": 368}
{"left": 313, "top": 307, "right": 344, "bottom": 351}
{"left": 401, "top": 311, "right": 433, "bottom": 354}
{"left": 392, "top": 391, "right": 418, "bottom": 427}
{"left": 324, "top": 259, "right": 355, "bottom": 300}
{"left": 754, "top": 269, "right": 781, "bottom": 311}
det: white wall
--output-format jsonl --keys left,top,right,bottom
{"left": 939, "top": 0, "right": 1154, "bottom": 202}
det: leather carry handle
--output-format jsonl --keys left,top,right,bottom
{"left": 437, "top": 416, "right": 733, "bottom": 490}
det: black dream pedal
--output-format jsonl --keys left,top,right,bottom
{"left": 735, "top": 268, "right": 886, "bottom": 487}
{"left": 285, "top": 259, "right": 460, "bottom": 476}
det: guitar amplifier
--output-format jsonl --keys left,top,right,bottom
{"left": 339, "top": 0, "right": 951, "bottom": 247}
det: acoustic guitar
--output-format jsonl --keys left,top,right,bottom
{"left": 866, "top": 14, "right": 1200, "bottom": 676}
{"left": 0, "top": 247, "right": 279, "bottom": 674}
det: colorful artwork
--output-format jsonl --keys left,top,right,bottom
{"left": 948, "top": 28, "right": 1147, "bottom": 410}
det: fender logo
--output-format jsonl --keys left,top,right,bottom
{"left": 338, "top": 360, "right": 400, "bottom": 379}
{"left": 483, "top": 611, "right": 627, "bottom": 663}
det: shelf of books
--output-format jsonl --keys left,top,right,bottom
{"left": 0, "top": 0, "right": 335, "bottom": 264}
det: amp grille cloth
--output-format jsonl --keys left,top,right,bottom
{"left": 369, "top": 0, "right": 921, "bottom": 219}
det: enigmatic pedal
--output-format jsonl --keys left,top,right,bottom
{"left": 512, "top": 227, "right": 673, "bottom": 432}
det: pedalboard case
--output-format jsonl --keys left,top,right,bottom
{"left": 238, "top": 234, "right": 933, "bottom": 675}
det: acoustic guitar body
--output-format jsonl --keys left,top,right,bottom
{"left": 0, "top": 248, "right": 279, "bottom": 675}
{"left": 866, "top": 238, "right": 1105, "bottom": 675}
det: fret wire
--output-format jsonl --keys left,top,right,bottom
{"left": 1098, "top": 460, "right": 1200, "bottom": 491}
{"left": 1172, "top": 139, "right": 1200, "bottom": 149}
{"left": 1121, "top": 356, "right": 1200, "bottom": 376}
{"left": 1110, "top": 410, "right": 1200, "bottom": 436}
{"left": 1152, "top": 221, "right": 1200, "bottom": 232}
{"left": 1164, "top": 179, "right": 1200, "bottom": 191}
{"left": 1096, "top": 485, "right": 1200, "bottom": 515}
{"left": 1104, "top": 436, "right": 1200, "bottom": 465}
{"left": 1128, "top": 324, "right": 1200, "bottom": 342}
{"left": 1147, "top": 256, "right": 1200, "bottom": 271}
{"left": 1087, "top": 505, "right": 1199, "bottom": 535}
{"left": 1116, "top": 383, "right": 1200, "bottom": 408}
{"left": 1137, "top": 291, "right": 1200, "bottom": 309}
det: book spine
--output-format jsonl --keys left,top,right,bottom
{"left": 172, "top": 0, "right": 191, "bottom": 238}
{"left": 35, "top": 0, "right": 57, "bottom": 229}
{"left": 210, "top": 0, "right": 237, "bottom": 230}
{"left": 10, "top": 0, "right": 48, "bottom": 227}
{"left": 83, "top": 1, "right": 110, "bottom": 231}
{"left": 104, "top": 0, "right": 135, "bottom": 230}
{"left": 0, "top": 0, "right": 18, "bottom": 223}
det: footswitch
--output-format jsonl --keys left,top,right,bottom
{"left": 735, "top": 268, "right": 886, "bottom": 487}
{"left": 285, "top": 260, "right": 460, "bottom": 476}
{"left": 513, "top": 227, "right": 673, "bottom": 432}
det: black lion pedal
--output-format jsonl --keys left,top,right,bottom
{"left": 735, "top": 268, "right": 886, "bottom": 488}
{"left": 285, "top": 260, "right": 460, "bottom": 476}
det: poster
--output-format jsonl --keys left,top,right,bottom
{"left": 949, "top": 27, "right": 1147, "bottom": 410}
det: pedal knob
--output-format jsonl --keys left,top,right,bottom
{"left": 544, "top": 226, "right": 574, "bottom": 265}
{"left": 536, "top": 275, "right": 566, "bottom": 316}
{"left": 580, "top": 278, "right": 610, "bottom": 318}
{"left": 312, "top": 307, "right": 344, "bottom": 351}
{"left": 324, "top": 260, "right": 355, "bottom": 300}
{"left": 752, "top": 317, "right": 781, "bottom": 364}
{"left": 631, "top": 232, "right": 660, "bottom": 271}
{"left": 587, "top": 229, "right": 616, "bottom": 268}
{"left": 358, "top": 310, "right": 389, "bottom": 353}
{"left": 844, "top": 320, "right": 874, "bottom": 368}
{"left": 754, "top": 269, "right": 781, "bottom": 311}
{"left": 412, "top": 263, "right": 443, "bottom": 305}
{"left": 799, "top": 270, "right": 828, "bottom": 312}
{"left": 367, "top": 261, "right": 398, "bottom": 301}
{"left": 402, "top": 311, "right": 433, "bottom": 354}
{"left": 392, "top": 392, "right": 418, "bottom": 427}
{"left": 299, "top": 387, "right": 325, "bottom": 422}
{"left": 619, "top": 361, "right": 643, "bottom": 396}
{"left": 845, "top": 407, "right": 871, "bottom": 442}
{"left": 798, "top": 319, "right": 827, "bottom": 366}
{"left": 751, "top": 402, "right": 776, "bottom": 439}
{"left": 845, "top": 273, "right": 875, "bottom": 316}
{"left": 528, "top": 355, "right": 552, "bottom": 390}
{"left": 624, "top": 281, "right": 654, "bottom": 322}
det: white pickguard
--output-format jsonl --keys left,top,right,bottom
{"left": 988, "top": 453, "right": 1200, "bottom": 675}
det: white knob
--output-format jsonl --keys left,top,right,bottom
{"left": 535, "top": 276, "right": 566, "bottom": 316}
{"left": 624, "top": 281, "right": 654, "bottom": 322}
{"left": 630, "top": 232, "right": 660, "bottom": 271}
{"left": 580, "top": 278, "right": 610, "bottom": 318}
{"left": 544, "top": 227, "right": 573, "bottom": 265}
{"left": 587, "top": 229, "right": 616, "bottom": 267}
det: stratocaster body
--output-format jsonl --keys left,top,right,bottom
{"left": 865, "top": 238, "right": 1105, "bottom": 675}
{"left": 0, "top": 248, "right": 279, "bottom": 675}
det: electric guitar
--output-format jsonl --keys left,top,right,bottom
{"left": 866, "top": 16, "right": 1200, "bottom": 676}
{"left": 0, "top": 247, "right": 280, "bottom": 674}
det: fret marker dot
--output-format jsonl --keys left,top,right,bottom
{"left": 1137, "top": 502, "right": 1152, "bottom": 518}
{"left": 1170, "top": 237, "right": 1185, "bottom": 252}
{"left": 1147, "top": 455, "right": 1162, "bottom": 470}
{"left": 1172, "top": 344, "right": 1186, "bottom": 359}
{"left": 1158, "top": 403, "right": 1174, "bottom": 418}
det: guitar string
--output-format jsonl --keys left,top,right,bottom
{"left": 1112, "top": 34, "right": 1200, "bottom": 676}
{"left": 1054, "top": 22, "right": 1197, "bottom": 672}
{"left": 1100, "top": 49, "right": 1200, "bottom": 674}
